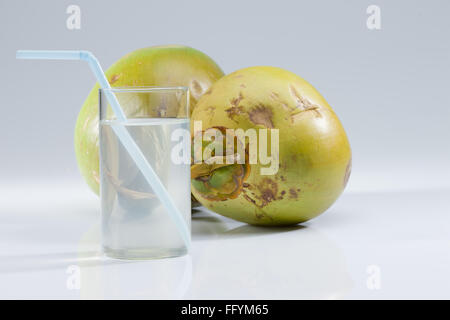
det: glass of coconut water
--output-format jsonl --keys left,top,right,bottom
{"left": 99, "top": 87, "right": 191, "bottom": 259}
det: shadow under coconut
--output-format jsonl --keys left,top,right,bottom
{"left": 220, "top": 224, "right": 306, "bottom": 238}
{"left": 191, "top": 208, "right": 307, "bottom": 240}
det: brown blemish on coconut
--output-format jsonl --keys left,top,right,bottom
{"left": 110, "top": 73, "right": 122, "bottom": 84}
{"left": 240, "top": 84, "right": 246, "bottom": 88}
{"left": 290, "top": 108, "right": 322, "bottom": 123}
{"left": 258, "top": 178, "right": 279, "bottom": 204}
{"left": 288, "top": 188, "right": 298, "bottom": 199}
{"left": 255, "top": 212, "right": 265, "bottom": 220}
{"left": 242, "top": 196, "right": 272, "bottom": 221}
{"left": 248, "top": 105, "right": 274, "bottom": 128}
{"left": 225, "top": 106, "right": 244, "bottom": 121}
{"left": 243, "top": 194, "right": 257, "bottom": 206}
{"left": 190, "top": 80, "right": 203, "bottom": 98}
{"left": 289, "top": 84, "right": 322, "bottom": 121}
{"left": 289, "top": 84, "right": 305, "bottom": 107}
{"left": 206, "top": 106, "right": 216, "bottom": 117}
{"left": 231, "top": 92, "right": 243, "bottom": 107}
{"left": 261, "top": 189, "right": 275, "bottom": 203}
{"left": 343, "top": 158, "right": 352, "bottom": 187}
{"left": 225, "top": 92, "right": 245, "bottom": 121}
{"left": 241, "top": 178, "right": 281, "bottom": 208}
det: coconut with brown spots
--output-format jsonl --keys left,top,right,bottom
{"left": 191, "top": 66, "right": 351, "bottom": 226}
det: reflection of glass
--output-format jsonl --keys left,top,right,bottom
{"left": 78, "top": 223, "right": 192, "bottom": 299}
{"left": 99, "top": 87, "right": 190, "bottom": 260}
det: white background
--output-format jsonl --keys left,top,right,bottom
{"left": 0, "top": 0, "right": 449, "bottom": 299}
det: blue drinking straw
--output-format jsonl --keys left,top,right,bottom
{"left": 16, "top": 50, "right": 190, "bottom": 249}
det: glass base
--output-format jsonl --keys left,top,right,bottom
{"left": 103, "top": 246, "right": 188, "bottom": 260}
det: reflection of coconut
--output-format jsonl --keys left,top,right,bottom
{"left": 77, "top": 223, "right": 192, "bottom": 299}
{"left": 100, "top": 122, "right": 170, "bottom": 219}
{"left": 189, "top": 225, "right": 353, "bottom": 299}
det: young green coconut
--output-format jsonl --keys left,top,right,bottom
{"left": 75, "top": 45, "right": 224, "bottom": 195}
{"left": 190, "top": 66, "right": 352, "bottom": 226}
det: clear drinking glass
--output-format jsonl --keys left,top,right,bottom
{"left": 99, "top": 87, "right": 191, "bottom": 259}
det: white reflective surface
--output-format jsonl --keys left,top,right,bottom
{"left": 0, "top": 183, "right": 449, "bottom": 299}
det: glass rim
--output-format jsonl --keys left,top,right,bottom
{"left": 100, "top": 86, "right": 189, "bottom": 93}
{"left": 99, "top": 85, "right": 190, "bottom": 120}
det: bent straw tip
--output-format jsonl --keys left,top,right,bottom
{"left": 15, "top": 49, "right": 96, "bottom": 62}
{"left": 16, "top": 50, "right": 29, "bottom": 59}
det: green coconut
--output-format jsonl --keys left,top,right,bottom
{"left": 190, "top": 66, "right": 352, "bottom": 226}
{"left": 75, "top": 45, "right": 224, "bottom": 194}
